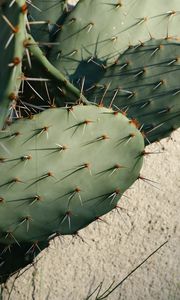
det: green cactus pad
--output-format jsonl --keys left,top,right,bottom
{"left": 0, "top": 0, "right": 27, "bottom": 128}
{"left": 27, "top": 0, "right": 69, "bottom": 47}
{"left": 48, "top": 0, "right": 180, "bottom": 79}
{"left": 0, "top": 105, "right": 144, "bottom": 247}
{"left": 83, "top": 38, "right": 180, "bottom": 144}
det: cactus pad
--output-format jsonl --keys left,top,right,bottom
{"left": 84, "top": 38, "right": 180, "bottom": 144}
{"left": 27, "top": 0, "right": 69, "bottom": 47}
{"left": 49, "top": 0, "right": 180, "bottom": 78}
{"left": 0, "top": 105, "right": 144, "bottom": 247}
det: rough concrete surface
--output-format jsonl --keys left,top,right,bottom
{"left": 1, "top": 1, "right": 180, "bottom": 299}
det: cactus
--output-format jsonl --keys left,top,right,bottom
{"left": 48, "top": 0, "right": 180, "bottom": 77}
{"left": 20, "top": 34, "right": 88, "bottom": 117}
{"left": 27, "top": 0, "right": 69, "bottom": 49}
{"left": 0, "top": 0, "right": 179, "bottom": 287}
{"left": 0, "top": 0, "right": 27, "bottom": 128}
{"left": 0, "top": 105, "right": 144, "bottom": 241}
{"left": 0, "top": 105, "right": 144, "bottom": 281}
{"left": 84, "top": 38, "right": 180, "bottom": 144}
{"left": 48, "top": 0, "right": 180, "bottom": 143}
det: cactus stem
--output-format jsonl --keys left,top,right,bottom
{"left": 25, "top": 35, "right": 89, "bottom": 104}
{"left": 21, "top": 3, "right": 27, "bottom": 14}
{"left": 8, "top": 57, "right": 21, "bottom": 67}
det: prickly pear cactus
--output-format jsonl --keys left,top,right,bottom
{"left": 27, "top": 0, "right": 69, "bottom": 48}
{"left": 0, "top": 0, "right": 179, "bottom": 286}
{"left": 0, "top": 104, "right": 144, "bottom": 281}
{"left": 48, "top": 0, "right": 180, "bottom": 77}
{"left": 0, "top": 105, "right": 144, "bottom": 244}
{"left": 0, "top": 0, "right": 27, "bottom": 128}
{"left": 84, "top": 38, "right": 180, "bottom": 144}
{"left": 47, "top": 0, "right": 180, "bottom": 143}
{"left": 19, "top": 34, "right": 88, "bottom": 117}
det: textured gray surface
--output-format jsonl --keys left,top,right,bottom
{"left": 2, "top": 130, "right": 180, "bottom": 300}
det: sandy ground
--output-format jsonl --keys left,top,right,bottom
{"left": 1, "top": 1, "right": 180, "bottom": 299}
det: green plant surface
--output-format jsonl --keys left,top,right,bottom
{"left": 18, "top": 34, "right": 89, "bottom": 118}
{"left": 0, "top": 105, "right": 144, "bottom": 245}
{"left": 27, "top": 0, "right": 69, "bottom": 47}
{"left": 84, "top": 38, "right": 180, "bottom": 144}
{"left": 48, "top": 0, "right": 180, "bottom": 79}
{"left": 0, "top": 0, "right": 27, "bottom": 128}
